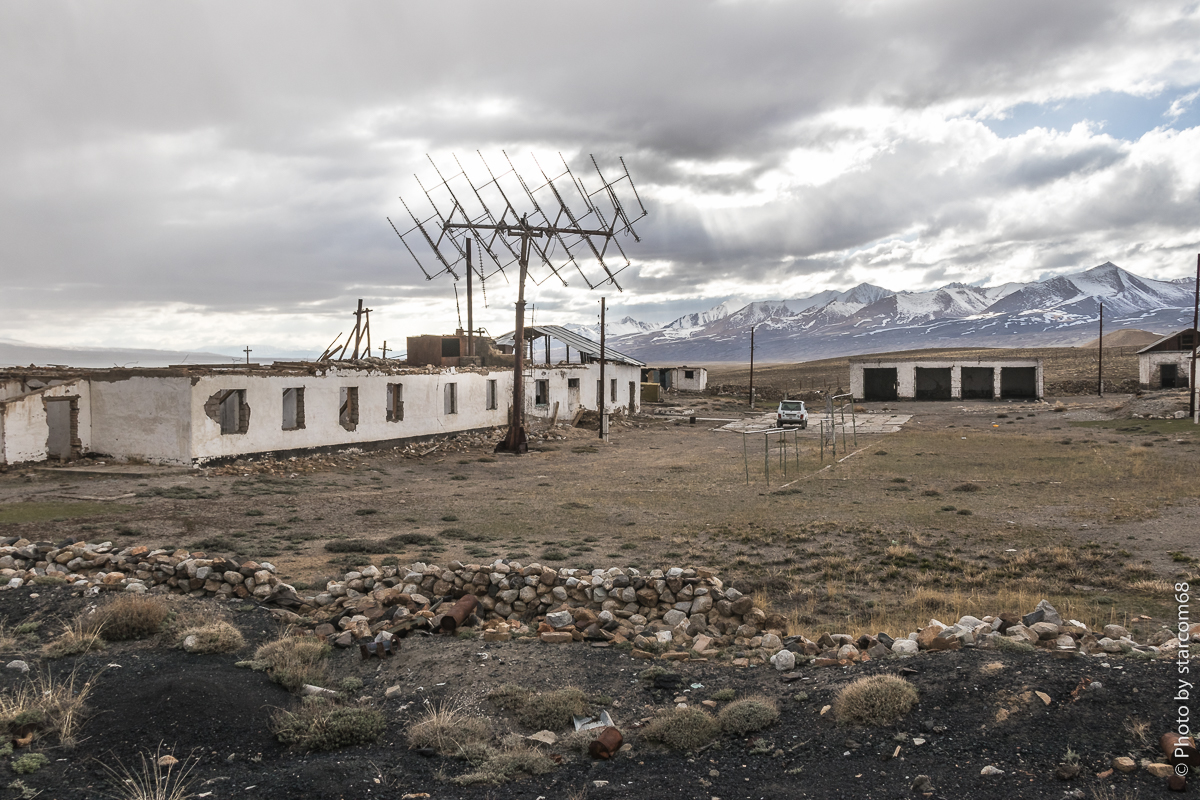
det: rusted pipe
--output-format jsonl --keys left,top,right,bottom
{"left": 438, "top": 594, "right": 479, "bottom": 634}
{"left": 1162, "top": 732, "right": 1200, "bottom": 766}
{"left": 588, "top": 727, "right": 623, "bottom": 759}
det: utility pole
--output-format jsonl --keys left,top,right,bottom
{"left": 1097, "top": 300, "right": 1104, "bottom": 396}
{"left": 599, "top": 297, "right": 606, "bottom": 440}
{"left": 391, "top": 152, "right": 646, "bottom": 454}
{"left": 244, "top": 346, "right": 252, "bottom": 364}
{"left": 749, "top": 325, "right": 757, "bottom": 409}
{"left": 381, "top": 341, "right": 389, "bottom": 360}
{"left": 466, "top": 238, "right": 474, "bottom": 358}
{"left": 1191, "top": 253, "right": 1198, "bottom": 419}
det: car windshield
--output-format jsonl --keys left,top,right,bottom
{"left": 780, "top": 401, "right": 804, "bottom": 411}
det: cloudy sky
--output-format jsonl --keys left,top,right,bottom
{"left": 3, "top": 1, "right": 1200, "bottom": 357}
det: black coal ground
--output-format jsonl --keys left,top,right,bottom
{"left": 0, "top": 586, "right": 1183, "bottom": 800}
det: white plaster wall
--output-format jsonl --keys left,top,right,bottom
{"left": 670, "top": 368, "right": 707, "bottom": 391}
{"left": 851, "top": 360, "right": 1042, "bottom": 400}
{"left": 90, "top": 376, "right": 193, "bottom": 464}
{"left": 188, "top": 369, "right": 512, "bottom": 463}
{"left": 0, "top": 381, "right": 90, "bottom": 464}
{"left": 1139, "top": 352, "right": 1192, "bottom": 387}
{"left": 526, "top": 363, "right": 641, "bottom": 418}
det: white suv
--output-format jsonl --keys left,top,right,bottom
{"left": 776, "top": 400, "right": 808, "bottom": 429}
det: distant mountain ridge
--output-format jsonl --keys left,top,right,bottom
{"left": 577, "top": 262, "right": 1197, "bottom": 363}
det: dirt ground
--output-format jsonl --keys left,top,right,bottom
{"left": 0, "top": 390, "right": 1196, "bottom": 798}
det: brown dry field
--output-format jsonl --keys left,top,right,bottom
{"left": 3, "top": 384, "right": 1198, "bottom": 644}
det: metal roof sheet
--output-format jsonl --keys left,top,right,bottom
{"left": 494, "top": 324, "right": 645, "bottom": 367}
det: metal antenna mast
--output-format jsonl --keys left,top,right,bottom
{"left": 391, "top": 151, "right": 646, "bottom": 453}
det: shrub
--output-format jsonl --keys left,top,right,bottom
{"left": 272, "top": 703, "right": 385, "bottom": 751}
{"left": 487, "top": 684, "right": 532, "bottom": 711}
{"left": 93, "top": 595, "right": 170, "bottom": 641}
{"left": 254, "top": 635, "right": 330, "bottom": 693}
{"left": 952, "top": 482, "right": 982, "bottom": 493}
{"left": 515, "top": 688, "right": 587, "bottom": 731}
{"left": 718, "top": 695, "right": 779, "bottom": 735}
{"left": 833, "top": 675, "right": 918, "bottom": 726}
{"left": 11, "top": 753, "right": 49, "bottom": 774}
{"left": 0, "top": 666, "right": 99, "bottom": 747}
{"left": 710, "top": 688, "right": 736, "bottom": 702}
{"left": 178, "top": 621, "right": 245, "bottom": 654}
{"left": 642, "top": 707, "right": 719, "bottom": 751}
{"left": 451, "top": 744, "right": 556, "bottom": 786}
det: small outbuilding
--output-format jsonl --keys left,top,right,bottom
{"left": 850, "top": 357, "right": 1044, "bottom": 401}
{"left": 1137, "top": 329, "right": 1197, "bottom": 389}
{"left": 641, "top": 366, "right": 708, "bottom": 392}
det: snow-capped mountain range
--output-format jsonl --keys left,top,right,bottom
{"left": 573, "top": 263, "right": 1198, "bottom": 363}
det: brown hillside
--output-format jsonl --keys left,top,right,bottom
{"left": 1078, "top": 328, "right": 1161, "bottom": 348}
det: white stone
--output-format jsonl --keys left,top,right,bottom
{"left": 891, "top": 639, "right": 919, "bottom": 655}
{"left": 770, "top": 649, "right": 795, "bottom": 671}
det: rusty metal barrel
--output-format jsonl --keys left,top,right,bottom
{"left": 438, "top": 594, "right": 479, "bottom": 634}
{"left": 588, "top": 726, "right": 623, "bottom": 759}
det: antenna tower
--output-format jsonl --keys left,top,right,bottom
{"left": 390, "top": 151, "right": 646, "bottom": 453}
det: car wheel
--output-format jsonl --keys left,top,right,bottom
{"left": 800, "top": 421, "right": 807, "bottom": 429}
{"left": 776, "top": 421, "right": 783, "bottom": 428}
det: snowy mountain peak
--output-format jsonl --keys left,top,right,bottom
{"left": 664, "top": 299, "right": 744, "bottom": 331}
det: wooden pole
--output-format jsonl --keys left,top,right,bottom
{"left": 499, "top": 219, "right": 531, "bottom": 453}
{"left": 1191, "top": 253, "right": 1198, "bottom": 419}
{"left": 749, "top": 325, "right": 756, "bottom": 409}
{"left": 466, "top": 238, "right": 474, "bottom": 358}
{"left": 599, "top": 297, "right": 606, "bottom": 440}
{"left": 1097, "top": 300, "right": 1104, "bottom": 396}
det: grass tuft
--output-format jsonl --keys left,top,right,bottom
{"left": 93, "top": 595, "right": 170, "bottom": 641}
{"left": 98, "top": 744, "right": 198, "bottom": 800}
{"left": 254, "top": 634, "right": 330, "bottom": 693}
{"left": 833, "top": 675, "right": 918, "bottom": 726}
{"left": 718, "top": 695, "right": 779, "bottom": 735}
{"left": 272, "top": 703, "right": 385, "bottom": 751}
{"left": 642, "top": 706, "right": 719, "bottom": 751}
{"left": 177, "top": 621, "right": 245, "bottom": 654}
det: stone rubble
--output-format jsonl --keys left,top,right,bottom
{"left": 0, "top": 538, "right": 1185, "bottom": 667}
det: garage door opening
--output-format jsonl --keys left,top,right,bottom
{"left": 862, "top": 368, "right": 898, "bottom": 401}
{"left": 961, "top": 367, "right": 994, "bottom": 400}
{"left": 1000, "top": 367, "right": 1037, "bottom": 398}
{"left": 915, "top": 367, "right": 952, "bottom": 400}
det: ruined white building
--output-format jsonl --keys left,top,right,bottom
{"left": 1137, "top": 328, "right": 1197, "bottom": 389}
{"left": 850, "top": 357, "right": 1044, "bottom": 401}
{"left": 0, "top": 358, "right": 642, "bottom": 466}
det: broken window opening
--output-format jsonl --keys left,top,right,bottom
{"left": 567, "top": 378, "right": 580, "bottom": 389}
{"left": 486, "top": 379, "right": 498, "bottom": 410}
{"left": 534, "top": 379, "right": 549, "bottom": 406}
{"left": 282, "top": 388, "right": 305, "bottom": 431}
{"left": 610, "top": 378, "right": 618, "bottom": 402}
{"left": 444, "top": 382, "right": 458, "bottom": 415}
{"left": 387, "top": 383, "right": 404, "bottom": 422}
{"left": 684, "top": 370, "right": 694, "bottom": 379}
{"left": 205, "top": 389, "right": 250, "bottom": 435}
{"left": 340, "top": 387, "right": 359, "bottom": 431}
{"left": 45, "top": 396, "right": 79, "bottom": 460}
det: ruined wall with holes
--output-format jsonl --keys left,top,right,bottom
{"left": 0, "top": 380, "right": 91, "bottom": 465}
{"left": 89, "top": 376, "right": 193, "bottom": 464}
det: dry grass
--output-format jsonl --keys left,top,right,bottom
{"left": 450, "top": 744, "right": 557, "bottom": 786}
{"left": 408, "top": 699, "right": 491, "bottom": 756}
{"left": 91, "top": 595, "right": 171, "bottom": 641}
{"left": 42, "top": 617, "right": 106, "bottom": 659}
{"left": 177, "top": 621, "right": 245, "bottom": 654}
{"left": 0, "top": 665, "right": 102, "bottom": 748}
{"left": 272, "top": 702, "right": 385, "bottom": 751}
{"left": 1123, "top": 716, "right": 1151, "bottom": 748}
{"left": 718, "top": 695, "right": 779, "bottom": 735}
{"left": 833, "top": 675, "right": 918, "bottom": 726}
{"left": 98, "top": 744, "right": 198, "bottom": 800}
{"left": 642, "top": 706, "right": 720, "bottom": 751}
{"left": 254, "top": 633, "right": 330, "bottom": 692}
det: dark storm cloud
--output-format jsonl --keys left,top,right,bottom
{"left": 2, "top": 1, "right": 1199, "bottom": 347}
